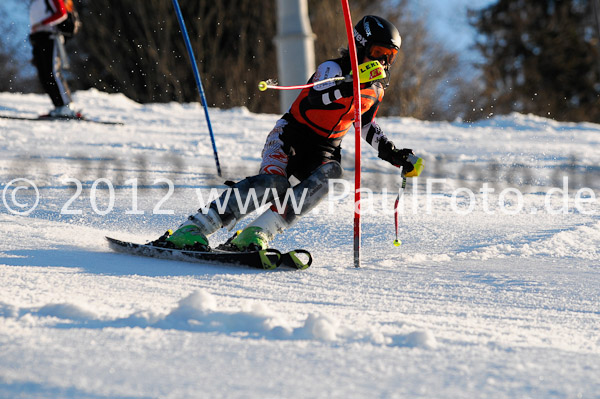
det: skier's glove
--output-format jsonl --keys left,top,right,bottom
{"left": 378, "top": 145, "right": 424, "bottom": 177}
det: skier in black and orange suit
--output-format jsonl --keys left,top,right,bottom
{"left": 164, "top": 15, "right": 424, "bottom": 251}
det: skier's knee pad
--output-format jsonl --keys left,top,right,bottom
{"left": 282, "top": 161, "right": 343, "bottom": 225}
{"left": 210, "top": 174, "right": 291, "bottom": 226}
{"left": 298, "top": 161, "right": 342, "bottom": 189}
{"left": 320, "top": 161, "right": 343, "bottom": 179}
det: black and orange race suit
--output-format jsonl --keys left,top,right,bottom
{"left": 276, "top": 56, "right": 387, "bottom": 180}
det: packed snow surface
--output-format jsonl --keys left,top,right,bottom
{"left": 1, "top": 90, "right": 599, "bottom": 398}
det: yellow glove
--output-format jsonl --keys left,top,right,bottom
{"left": 404, "top": 155, "right": 424, "bottom": 178}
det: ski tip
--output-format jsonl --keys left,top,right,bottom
{"left": 281, "top": 249, "right": 312, "bottom": 270}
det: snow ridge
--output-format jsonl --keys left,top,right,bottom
{"left": 1, "top": 291, "right": 437, "bottom": 349}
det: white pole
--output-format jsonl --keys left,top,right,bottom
{"left": 275, "top": 0, "right": 316, "bottom": 113}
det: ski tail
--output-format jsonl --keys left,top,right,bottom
{"left": 0, "top": 114, "right": 123, "bottom": 125}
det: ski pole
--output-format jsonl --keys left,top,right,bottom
{"left": 393, "top": 177, "right": 407, "bottom": 247}
{"left": 171, "top": 0, "right": 222, "bottom": 176}
{"left": 258, "top": 60, "right": 385, "bottom": 92}
{"left": 258, "top": 76, "right": 346, "bottom": 91}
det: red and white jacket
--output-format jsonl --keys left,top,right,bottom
{"left": 29, "top": 0, "right": 68, "bottom": 34}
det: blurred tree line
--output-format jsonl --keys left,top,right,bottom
{"left": 1, "top": 0, "right": 598, "bottom": 122}
{"left": 0, "top": 6, "right": 35, "bottom": 92}
{"left": 469, "top": 0, "right": 600, "bottom": 122}
{"left": 64, "top": 0, "right": 468, "bottom": 119}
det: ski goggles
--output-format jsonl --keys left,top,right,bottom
{"left": 367, "top": 44, "right": 399, "bottom": 67}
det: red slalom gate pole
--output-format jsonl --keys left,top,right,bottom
{"left": 340, "top": 0, "right": 362, "bottom": 268}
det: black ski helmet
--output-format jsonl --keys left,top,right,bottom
{"left": 353, "top": 15, "right": 401, "bottom": 61}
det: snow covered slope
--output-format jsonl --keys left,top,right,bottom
{"left": 1, "top": 90, "right": 599, "bottom": 399}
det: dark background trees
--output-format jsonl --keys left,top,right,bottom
{"left": 0, "top": 38, "right": 21, "bottom": 93}
{"left": 2, "top": 0, "right": 599, "bottom": 122}
{"left": 68, "top": 0, "right": 279, "bottom": 113}
{"left": 0, "top": 6, "right": 35, "bottom": 92}
{"left": 66, "top": 0, "right": 474, "bottom": 119}
{"left": 469, "top": 0, "right": 600, "bottom": 122}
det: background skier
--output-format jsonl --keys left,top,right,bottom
{"left": 29, "top": 0, "right": 80, "bottom": 118}
{"left": 164, "top": 15, "right": 424, "bottom": 252}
